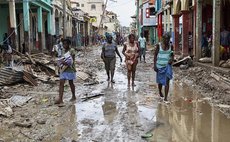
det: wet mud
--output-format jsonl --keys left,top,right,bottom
{"left": 0, "top": 47, "right": 230, "bottom": 142}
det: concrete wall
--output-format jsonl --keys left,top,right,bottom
{"left": 88, "top": 2, "right": 103, "bottom": 27}
{"left": 0, "top": 7, "right": 9, "bottom": 43}
{"left": 71, "top": 0, "right": 103, "bottom": 28}
{"left": 104, "top": 22, "right": 115, "bottom": 33}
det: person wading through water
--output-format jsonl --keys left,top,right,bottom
{"left": 154, "top": 33, "right": 174, "bottom": 103}
{"left": 101, "top": 35, "right": 122, "bottom": 83}
{"left": 122, "top": 34, "right": 140, "bottom": 87}
{"left": 55, "top": 39, "right": 76, "bottom": 104}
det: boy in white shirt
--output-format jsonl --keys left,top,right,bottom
{"left": 138, "top": 33, "right": 147, "bottom": 63}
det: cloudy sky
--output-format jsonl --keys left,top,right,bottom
{"left": 106, "top": 0, "right": 136, "bottom": 27}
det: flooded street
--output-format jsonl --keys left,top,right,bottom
{"left": 1, "top": 47, "right": 230, "bottom": 142}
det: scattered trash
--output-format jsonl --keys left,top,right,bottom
{"left": 216, "top": 104, "right": 230, "bottom": 108}
{"left": 9, "top": 95, "right": 32, "bottom": 107}
{"left": 77, "top": 71, "right": 90, "bottom": 81}
{"left": 81, "top": 93, "right": 105, "bottom": 101}
{"left": 42, "top": 98, "right": 49, "bottom": 103}
{"left": 198, "top": 57, "right": 212, "bottom": 63}
{"left": 0, "top": 52, "right": 57, "bottom": 86}
{"left": 173, "top": 56, "right": 192, "bottom": 67}
{"left": 0, "top": 104, "right": 13, "bottom": 117}
{"left": 211, "top": 72, "right": 230, "bottom": 86}
{"left": 141, "top": 132, "right": 153, "bottom": 139}
{"left": 180, "top": 64, "right": 189, "bottom": 70}
{"left": 0, "top": 95, "right": 31, "bottom": 117}
{"left": 83, "top": 81, "right": 99, "bottom": 86}
{"left": 14, "top": 120, "right": 32, "bottom": 128}
{"left": 219, "top": 59, "right": 230, "bottom": 68}
{"left": 37, "top": 119, "right": 46, "bottom": 125}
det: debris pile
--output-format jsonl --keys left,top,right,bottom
{"left": 219, "top": 59, "right": 230, "bottom": 68}
{"left": 0, "top": 52, "right": 57, "bottom": 86}
{"left": 0, "top": 95, "right": 32, "bottom": 117}
{"left": 173, "top": 56, "right": 193, "bottom": 70}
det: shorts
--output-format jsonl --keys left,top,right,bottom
{"left": 60, "top": 72, "right": 76, "bottom": 80}
{"left": 104, "top": 57, "right": 116, "bottom": 71}
{"left": 140, "top": 48, "right": 146, "bottom": 56}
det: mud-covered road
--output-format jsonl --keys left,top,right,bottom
{"left": 1, "top": 46, "right": 230, "bottom": 142}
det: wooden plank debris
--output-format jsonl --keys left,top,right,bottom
{"left": 25, "top": 52, "right": 36, "bottom": 64}
{"left": 211, "top": 72, "right": 230, "bottom": 86}
{"left": 173, "top": 56, "right": 191, "bottom": 66}
{"left": 77, "top": 71, "right": 90, "bottom": 81}
{"left": 81, "top": 93, "right": 105, "bottom": 101}
{"left": 23, "top": 71, "right": 37, "bottom": 86}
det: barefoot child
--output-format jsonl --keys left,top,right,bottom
{"left": 55, "top": 39, "right": 76, "bottom": 104}
{"left": 154, "top": 33, "right": 174, "bottom": 103}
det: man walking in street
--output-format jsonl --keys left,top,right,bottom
{"left": 138, "top": 33, "right": 147, "bottom": 63}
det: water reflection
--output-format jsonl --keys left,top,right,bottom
{"left": 102, "top": 101, "right": 117, "bottom": 123}
{"left": 50, "top": 104, "right": 78, "bottom": 142}
{"left": 149, "top": 83, "right": 230, "bottom": 142}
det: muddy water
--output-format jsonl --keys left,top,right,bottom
{"left": 149, "top": 83, "right": 230, "bottom": 142}
{"left": 1, "top": 48, "right": 230, "bottom": 142}
{"left": 52, "top": 48, "right": 230, "bottom": 142}
{"left": 70, "top": 50, "right": 230, "bottom": 141}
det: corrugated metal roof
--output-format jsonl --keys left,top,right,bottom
{"left": 0, "top": 67, "right": 23, "bottom": 86}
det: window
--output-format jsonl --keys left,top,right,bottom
{"left": 81, "top": 4, "right": 84, "bottom": 7}
{"left": 112, "top": 16, "right": 115, "bottom": 19}
{"left": 150, "top": 7, "right": 156, "bottom": 16}
{"left": 91, "top": 4, "right": 96, "bottom": 10}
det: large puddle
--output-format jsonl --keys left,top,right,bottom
{"left": 71, "top": 59, "right": 230, "bottom": 141}
{"left": 149, "top": 83, "right": 230, "bottom": 142}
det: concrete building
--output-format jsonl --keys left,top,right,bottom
{"left": 102, "top": 11, "right": 119, "bottom": 34}
{"left": 70, "top": 0, "right": 104, "bottom": 28}
{"left": 141, "top": 0, "right": 157, "bottom": 45}
{"left": 155, "top": 0, "right": 229, "bottom": 67}
{"left": 0, "top": 0, "right": 53, "bottom": 53}
{"left": 52, "top": 0, "right": 73, "bottom": 39}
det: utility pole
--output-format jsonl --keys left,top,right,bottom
{"left": 137, "top": 0, "right": 140, "bottom": 36}
{"left": 63, "top": 0, "right": 67, "bottom": 38}
{"left": 97, "top": 0, "right": 117, "bottom": 35}
{"left": 97, "top": 0, "right": 108, "bottom": 35}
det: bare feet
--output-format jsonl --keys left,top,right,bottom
{"left": 111, "top": 79, "right": 115, "bottom": 83}
{"left": 69, "top": 96, "right": 76, "bottom": 102}
{"left": 54, "top": 99, "right": 63, "bottom": 104}
{"left": 132, "top": 82, "right": 136, "bottom": 86}
{"left": 159, "top": 92, "right": 164, "bottom": 98}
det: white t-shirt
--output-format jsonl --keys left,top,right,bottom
{"left": 138, "top": 37, "right": 146, "bottom": 48}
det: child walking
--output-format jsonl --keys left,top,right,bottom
{"left": 55, "top": 39, "right": 76, "bottom": 104}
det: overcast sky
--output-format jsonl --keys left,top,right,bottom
{"left": 106, "top": 0, "right": 136, "bottom": 27}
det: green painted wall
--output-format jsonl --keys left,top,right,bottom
{"left": 0, "top": 7, "right": 9, "bottom": 43}
{"left": 149, "top": 27, "right": 154, "bottom": 45}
